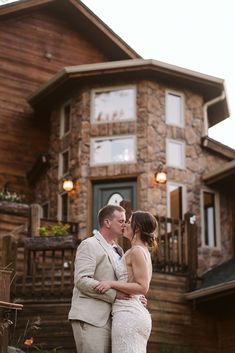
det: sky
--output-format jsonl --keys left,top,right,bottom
{"left": 1, "top": 0, "right": 235, "bottom": 149}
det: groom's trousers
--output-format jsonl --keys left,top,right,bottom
{"left": 71, "top": 318, "right": 111, "bottom": 353}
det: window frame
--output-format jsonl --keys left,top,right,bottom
{"left": 40, "top": 202, "right": 50, "bottom": 219}
{"left": 90, "top": 135, "right": 136, "bottom": 166}
{"left": 90, "top": 85, "right": 137, "bottom": 124}
{"left": 58, "top": 149, "right": 70, "bottom": 179}
{"left": 201, "top": 188, "right": 221, "bottom": 249}
{"left": 60, "top": 101, "right": 71, "bottom": 138}
{"left": 166, "top": 138, "right": 186, "bottom": 169}
{"left": 165, "top": 89, "right": 185, "bottom": 128}
{"left": 57, "top": 192, "right": 69, "bottom": 222}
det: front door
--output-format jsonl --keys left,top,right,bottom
{"left": 92, "top": 179, "right": 137, "bottom": 231}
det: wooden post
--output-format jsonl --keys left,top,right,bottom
{"left": 2, "top": 235, "right": 16, "bottom": 270}
{"left": 231, "top": 192, "right": 235, "bottom": 257}
{"left": 184, "top": 212, "right": 198, "bottom": 291}
{"left": 30, "top": 203, "right": 42, "bottom": 236}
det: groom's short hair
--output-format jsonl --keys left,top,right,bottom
{"left": 98, "top": 204, "right": 125, "bottom": 227}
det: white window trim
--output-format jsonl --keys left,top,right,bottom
{"left": 166, "top": 181, "right": 186, "bottom": 219}
{"left": 90, "top": 85, "right": 137, "bottom": 124}
{"left": 57, "top": 192, "right": 69, "bottom": 222}
{"left": 58, "top": 148, "right": 70, "bottom": 179}
{"left": 200, "top": 187, "right": 221, "bottom": 249}
{"left": 90, "top": 135, "right": 136, "bottom": 166}
{"left": 165, "top": 89, "right": 185, "bottom": 128}
{"left": 60, "top": 101, "right": 71, "bottom": 138}
{"left": 166, "top": 138, "right": 186, "bottom": 169}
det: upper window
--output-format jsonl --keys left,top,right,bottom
{"left": 90, "top": 136, "right": 136, "bottom": 166}
{"left": 201, "top": 189, "right": 220, "bottom": 248}
{"left": 60, "top": 102, "right": 71, "bottom": 137}
{"left": 166, "top": 139, "right": 185, "bottom": 169}
{"left": 91, "top": 86, "right": 136, "bottom": 123}
{"left": 165, "top": 91, "right": 184, "bottom": 127}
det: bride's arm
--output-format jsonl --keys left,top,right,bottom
{"left": 94, "top": 247, "right": 150, "bottom": 295}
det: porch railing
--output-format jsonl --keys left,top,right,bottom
{"left": 152, "top": 212, "right": 197, "bottom": 289}
{"left": 153, "top": 216, "right": 187, "bottom": 273}
{"left": 15, "top": 235, "right": 78, "bottom": 300}
{"left": 3, "top": 213, "right": 197, "bottom": 300}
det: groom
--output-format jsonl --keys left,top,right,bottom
{"left": 68, "top": 204, "right": 130, "bottom": 353}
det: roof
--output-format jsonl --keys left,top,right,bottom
{"left": 185, "top": 259, "right": 235, "bottom": 302}
{"left": 28, "top": 58, "right": 229, "bottom": 127}
{"left": 202, "top": 136, "right": 235, "bottom": 160}
{"left": 0, "top": 0, "right": 140, "bottom": 61}
{"left": 203, "top": 156, "right": 235, "bottom": 192}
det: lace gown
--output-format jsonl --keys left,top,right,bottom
{"left": 111, "top": 256, "right": 152, "bottom": 353}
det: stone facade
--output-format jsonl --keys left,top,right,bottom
{"left": 34, "top": 78, "right": 232, "bottom": 274}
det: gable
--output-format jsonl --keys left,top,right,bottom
{"left": 0, "top": 0, "right": 140, "bottom": 61}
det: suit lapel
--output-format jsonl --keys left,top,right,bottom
{"left": 94, "top": 232, "right": 118, "bottom": 271}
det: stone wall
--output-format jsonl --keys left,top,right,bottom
{"left": 34, "top": 78, "right": 233, "bottom": 272}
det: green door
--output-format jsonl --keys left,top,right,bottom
{"left": 92, "top": 179, "right": 137, "bottom": 231}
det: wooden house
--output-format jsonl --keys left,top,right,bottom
{"left": 0, "top": 1, "right": 235, "bottom": 352}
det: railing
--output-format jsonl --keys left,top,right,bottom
{"left": 2, "top": 219, "right": 79, "bottom": 301}
{"left": 2, "top": 213, "right": 197, "bottom": 300}
{"left": 153, "top": 216, "right": 187, "bottom": 273}
{"left": 152, "top": 212, "right": 198, "bottom": 289}
{"left": 14, "top": 235, "right": 78, "bottom": 300}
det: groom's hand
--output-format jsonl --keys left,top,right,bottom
{"left": 116, "top": 290, "right": 131, "bottom": 300}
{"left": 139, "top": 295, "right": 148, "bottom": 307}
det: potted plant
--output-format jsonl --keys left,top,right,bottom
{"left": 38, "top": 223, "right": 70, "bottom": 237}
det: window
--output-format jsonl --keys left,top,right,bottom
{"left": 41, "top": 202, "right": 49, "bottom": 219}
{"left": 90, "top": 136, "right": 136, "bottom": 166}
{"left": 201, "top": 190, "right": 220, "bottom": 248}
{"left": 166, "top": 139, "right": 185, "bottom": 169}
{"left": 58, "top": 193, "right": 69, "bottom": 222}
{"left": 167, "top": 182, "right": 185, "bottom": 220}
{"left": 91, "top": 86, "right": 136, "bottom": 123}
{"left": 60, "top": 103, "right": 71, "bottom": 137}
{"left": 166, "top": 91, "right": 184, "bottom": 127}
{"left": 59, "top": 150, "right": 69, "bottom": 178}
{"left": 107, "top": 193, "right": 124, "bottom": 205}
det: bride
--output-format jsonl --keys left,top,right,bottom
{"left": 94, "top": 210, "right": 158, "bottom": 353}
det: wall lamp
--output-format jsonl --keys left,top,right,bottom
{"left": 62, "top": 176, "right": 80, "bottom": 193}
{"left": 155, "top": 163, "right": 167, "bottom": 184}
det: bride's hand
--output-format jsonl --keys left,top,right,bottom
{"left": 93, "top": 281, "right": 112, "bottom": 293}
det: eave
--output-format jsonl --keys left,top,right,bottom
{"left": 203, "top": 158, "right": 235, "bottom": 192}
{"left": 0, "top": 0, "right": 140, "bottom": 61}
{"left": 202, "top": 136, "right": 235, "bottom": 160}
{"left": 185, "top": 280, "right": 235, "bottom": 303}
{"left": 28, "top": 58, "right": 229, "bottom": 127}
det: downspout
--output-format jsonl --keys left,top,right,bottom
{"left": 203, "top": 91, "right": 226, "bottom": 136}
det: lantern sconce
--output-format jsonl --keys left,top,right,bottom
{"left": 62, "top": 176, "right": 80, "bottom": 193}
{"left": 154, "top": 163, "right": 167, "bottom": 184}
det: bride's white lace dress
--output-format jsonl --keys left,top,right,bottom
{"left": 111, "top": 255, "right": 152, "bottom": 353}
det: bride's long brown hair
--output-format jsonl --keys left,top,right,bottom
{"left": 131, "top": 211, "right": 158, "bottom": 250}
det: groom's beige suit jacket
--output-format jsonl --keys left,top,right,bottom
{"left": 68, "top": 232, "right": 123, "bottom": 327}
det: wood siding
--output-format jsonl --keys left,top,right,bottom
{"left": 0, "top": 7, "right": 108, "bottom": 198}
{"left": 12, "top": 273, "right": 222, "bottom": 353}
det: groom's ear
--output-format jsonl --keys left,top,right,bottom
{"left": 104, "top": 218, "right": 111, "bottom": 228}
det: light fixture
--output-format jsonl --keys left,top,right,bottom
{"left": 155, "top": 163, "right": 167, "bottom": 184}
{"left": 62, "top": 176, "right": 74, "bottom": 192}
